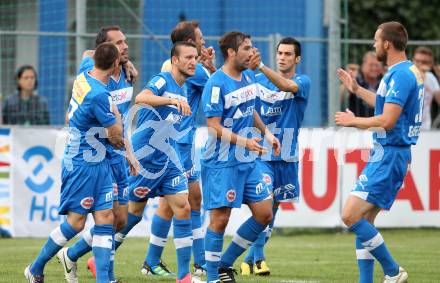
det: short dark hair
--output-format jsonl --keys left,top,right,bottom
{"left": 16, "top": 65, "right": 38, "bottom": 90}
{"left": 94, "top": 42, "right": 120, "bottom": 70}
{"left": 170, "top": 41, "right": 197, "bottom": 59}
{"left": 95, "top": 25, "right": 122, "bottom": 47}
{"left": 413, "top": 46, "right": 433, "bottom": 58}
{"left": 277, "top": 37, "right": 301, "bottom": 57}
{"left": 170, "top": 21, "right": 199, "bottom": 43}
{"left": 377, "top": 22, "right": 408, "bottom": 51}
{"left": 219, "top": 31, "right": 251, "bottom": 60}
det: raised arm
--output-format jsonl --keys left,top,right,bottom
{"left": 337, "top": 68, "right": 376, "bottom": 107}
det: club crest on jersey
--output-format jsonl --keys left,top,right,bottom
{"left": 262, "top": 174, "right": 272, "bottom": 184}
{"left": 112, "top": 183, "right": 118, "bottom": 195}
{"left": 226, "top": 189, "right": 236, "bottom": 202}
{"left": 80, "top": 197, "right": 94, "bottom": 209}
{"left": 134, "top": 187, "right": 151, "bottom": 198}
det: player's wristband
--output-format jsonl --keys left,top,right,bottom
{"left": 259, "top": 61, "right": 265, "bottom": 70}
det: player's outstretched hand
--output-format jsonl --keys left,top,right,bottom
{"left": 200, "top": 46, "right": 216, "bottom": 73}
{"left": 172, "top": 98, "right": 192, "bottom": 116}
{"left": 124, "top": 60, "right": 139, "bottom": 83}
{"left": 337, "top": 68, "right": 359, "bottom": 93}
{"left": 265, "top": 131, "right": 281, "bottom": 156}
{"left": 335, "top": 108, "right": 355, "bottom": 127}
{"left": 245, "top": 137, "right": 268, "bottom": 155}
{"left": 249, "top": 48, "right": 261, "bottom": 70}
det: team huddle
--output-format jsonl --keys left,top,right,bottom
{"left": 24, "top": 20, "right": 421, "bottom": 283}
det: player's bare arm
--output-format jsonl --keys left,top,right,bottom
{"left": 337, "top": 68, "right": 376, "bottom": 107}
{"left": 135, "top": 89, "right": 191, "bottom": 116}
{"left": 250, "top": 49, "right": 298, "bottom": 93}
{"left": 206, "top": 116, "right": 267, "bottom": 155}
{"left": 106, "top": 104, "right": 124, "bottom": 149}
{"left": 335, "top": 102, "right": 402, "bottom": 130}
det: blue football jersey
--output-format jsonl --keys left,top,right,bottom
{"left": 255, "top": 73, "right": 310, "bottom": 161}
{"left": 131, "top": 72, "right": 188, "bottom": 169}
{"left": 202, "top": 68, "right": 258, "bottom": 168}
{"left": 78, "top": 57, "right": 134, "bottom": 164}
{"left": 64, "top": 71, "right": 116, "bottom": 166}
{"left": 178, "top": 63, "right": 210, "bottom": 144}
{"left": 78, "top": 57, "right": 133, "bottom": 117}
{"left": 374, "top": 60, "right": 424, "bottom": 146}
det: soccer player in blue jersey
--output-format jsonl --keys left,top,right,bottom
{"left": 201, "top": 31, "right": 281, "bottom": 283}
{"left": 114, "top": 41, "right": 202, "bottom": 283}
{"left": 24, "top": 42, "right": 124, "bottom": 283}
{"left": 336, "top": 22, "right": 423, "bottom": 283}
{"left": 56, "top": 25, "right": 137, "bottom": 283}
{"left": 241, "top": 37, "right": 310, "bottom": 277}
{"left": 141, "top": 20, "right": 214, "bottom": 277}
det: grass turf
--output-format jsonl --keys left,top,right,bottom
{"left": 1, "top": 229, "right": 439, "bottom": 282}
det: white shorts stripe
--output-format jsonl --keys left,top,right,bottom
{"left": 350, "top": 191, "right": 369, "bottom": 201}
{"left": 362, "top": 233, "right": 384, "bottom": 251}
{"left": 193, "top": 228, "right": 204, "bottom": 239}
{"left": 50, "top": 226, "right": 68, "bottom": 246}
{"left": 92, "top": 235, "right": 113, "bottom": 249}
{"left": 174, "top": 236, "right": 193, "bottom": 249}
{"left": 83, "top": 229, "right": 93, "bottom": 246}
{"left": 232, "top": 234, "right": 253, "bottom": 249}
{"left": 205, "top": 251, "right": 222, "bottom": 262}
{"left": 150, "top": 234, "right": 168, "bottom": 247}
{"left": 356, "top": 249, "right": 374, "bottom": 260}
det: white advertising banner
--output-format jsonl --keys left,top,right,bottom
{"left": 8, "top": 127, "right": 440, "bottom": 237}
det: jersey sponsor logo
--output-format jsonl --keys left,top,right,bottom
{"left": 226, "top": 189, "right": 236, "bottom": 202}
{"left": 232, "top": 105, "right": 254, "bottom": 119}
{"left": 133, "top": 187, "right": 151, "bottom": 198}
{"left": 224, "top": 84, "right": 257, "bottom": 109}
{"left": 72, "top": 73, "right": 91, "bottom": 104}
{"left": 80, "top": 197, "right": 94, "bottom": 209}
{"left": 110, "top": 87, "right": 133, "bottom": 105}
{"left": 260, "top": 105, "right": 282, "bottom": 116}
{"left": 211, "top": 86, "right": 220, "bottom": 104}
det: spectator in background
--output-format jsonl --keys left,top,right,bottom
{"left": 2, "top": 65, "right": 50, "bottom": 125}
{"left": 412, "top": 46, "right": 440, "bottom": 130}
{"left": 341, "top": 51, "right": 383, "bottom": 117}
{"left": 431, "top": 63, "right": 440, "bottom": 128}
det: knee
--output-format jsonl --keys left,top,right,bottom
{"left": 209, "top": 214, "right": 230, "bottom": 232}
{"left": 174, "top": 200, "right": 191, "bottom": 219}
{"left": 70, "top": 220, "right": 86, "bottom": 232}
{"left": 255, "top": 210, "right": 273, "bottom": 226}
{"left": 95, "top": 210, "right": 114, "bottom": 225}
{"left": 188, "top": 192, "right": 202, "bottom": 211}
{"left": 115, "top": 216, "right": 127, "bottom": 231}
{"left": 341, "top": 211, "right": 357, "bottom": 228}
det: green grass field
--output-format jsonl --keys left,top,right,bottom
{"left": 1, "top": 229, "right": 439, "bottom": 282}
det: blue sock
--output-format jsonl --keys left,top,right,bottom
{"left": 31, "top": 221, "right": 77, "bottom": 275}
{"left": 108, "top": 232, "right": 116, "bottom": 281}
{"left": 253, "top": 229, "right": 267, "bottom": 262}
{"left": 350, "top": 218, "right": 399, "bottom": 277}
{"left": 92, "top": 224, "right": 113, "bottom": 283}
{"left": 265, "top": 206, "right": 278, "bottom": 243}
{"left": 173, "top": 218, "right": 193, "bottom": 280}
{"left": 67, "top": 227, "right": 94, "bottom": 262}
{"left": 220, "top": 216, "right": 266, "bottom": 268}
{"left": 191, "top": 210, "right": 205, "bottom": 266}
{"left": 145, "top": 214, "right": 172, "bottom": 266}
{"left": 114, "top": 212, "right": 142, "bottom": 250}
{"left": 356, "top": 236, "right": 374, "bottom": 283}
{"left": 244, "top": 246, "right": 254, "bottom": 264}
{"left": 205, "top": 228, "right": 224, "bottom": 282}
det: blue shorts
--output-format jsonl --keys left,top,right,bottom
{"left": 351, "top": 145, "right": 411, "bottom": 210}
{"left": 259, "top": 160, "right": 300, "bottom": 202}
{"left": 110, "top": 160, "right": 129, "bottom": 205}
{"left": 176, "top": 143, "right": 200, "bottom": 183}
{"left": 59, "top": 160, "right": 113, "bottom": 215}
{"left": 128, "top": 164, "right": 188, "bottom": 202}
{"left": 201, "top": 161, "right": 273, "bottom": 210}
